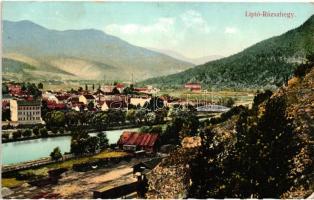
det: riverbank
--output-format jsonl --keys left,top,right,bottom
{"left": 2, "top": 123, "right": 144, "bottom": 144}
{"left": 2, "top": 150, "right": 129, "bottom": 182}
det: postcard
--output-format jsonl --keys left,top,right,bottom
{"left": 1, "top": 1, "right": 314, "bottom": 199}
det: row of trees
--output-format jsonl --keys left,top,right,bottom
{"left": 6, "top": 127, "right": 48, "bottom": 140}
{"left": 44, "top": 102, "right": 168, "bottom": 132}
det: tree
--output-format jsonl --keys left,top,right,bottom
{"left": 85, "top": 84, "right": 88, "bottom": 91}
{"left": 45, "top": 111, "right": 65, "bottom": 128}
{"left": 123, "top": 84, "right": 136, "bottom": 95}
{"left": 126, "top": 109, "right": 136, "bottom": 124}
{"left": 40, "top": 128, "right": 48, "bottom": 137}
{"left": 293, "top": 55, "right": 313, "bottom": 78}
{"left": 33, "top": 126, "right": 40, "bottom": 136}
{"left": 2, "top": 133, "right": 10, "bottom": 140}
{"left": 2, "top": 109, "right": 11, "bottom": 121}
{"left": 112, "top": 87, "right": 120, "bottom": 94}
{"left": 2, "top": 84, "right": 9, "bottom": 94}
{"left": 144, "top": 97, "right": 164, "bottom": 111}
{"left": 50, "top": 147, "right": 62, "bottom": 161}
{"left": 155, "top": 108, "right": 168, "bottom": 123}
{"left": 232, "top": 96, "right": 301, "bottom": 198}
{"left": 107, "top": 109, "right": 126, "bottom": 125}
{"left": 145, "top": 112, "right": 156, "bottom": 125}
{"left": 217, "top": 97, "right": 235, "bottom": 108}
{"left": 252, "top": 90, "right": 273, "bottom": 112}
{"left": 12, "top": 130, "right": 22, "bottom": 139}
{"left": 92, "top": 112, "right": 108, "bottom": 131}
{"left": 161, "top": 107, "right": 199, "bottom": 145}
{"left": 87, "top": 101, "right": 94, "bottom": 111}
{"left": 86, "top": 136, "right": 100, "bottom": 154}
{"left": 22, "top": 129, "right": 32, "bottom": 137}
{"left": 65, "top": 111, "right": 80, "bottom": 126}
{"left": 37, "top": 82, "right": 43, "bottom": 89}
{"left": 70, "top": 128, "right": 89, "bottom": 155}
{"left": 78, "top": 87, "right": 83, "bottom": 92}
{"left": 98, "top": 132, "right": 109, "bottom": 150}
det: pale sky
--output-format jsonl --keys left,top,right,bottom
{"left": 3, "top": 2, "right": 314, "bottom": 58}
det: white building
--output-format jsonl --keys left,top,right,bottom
{"left": 79, "top": 94, "right": 96, "bottom": 105}
{"left": 10, "top": 99, "right": 42, "bottom": 124}
{"left": 130, "top": 97, "right": 151, "bottom": 107}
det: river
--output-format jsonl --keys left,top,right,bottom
{"left": 2, "top": 128, "right": 137, "bottom": 165}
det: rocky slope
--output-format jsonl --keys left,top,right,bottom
{"left": 146, "top": 63, "right": 314, "bottom": 198}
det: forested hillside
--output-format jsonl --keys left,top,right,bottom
{"left": 143, "top": 15, "right": 314, "bottom": 89}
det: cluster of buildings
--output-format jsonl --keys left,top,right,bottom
{"left": 2, "top": 82, "right": 160, "bottom": 125}
{"left": 184, "top": 82, "right": 202, "bottom": 92}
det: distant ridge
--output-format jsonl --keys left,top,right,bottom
{"left": 3, "top": 20, "right": 193, "bottom": 81}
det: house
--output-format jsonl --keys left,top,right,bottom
{"left": 8, "top": 84, "right": 24, "bottom": 96}
{"left": 2, "top": 94, "right": 13, "bottom": 110}
{"left": 71, "top": 102, "right": 85, "bottom": 112}
{"left": 98, "top": 100, "right": 127, "bottom": 111}
{"left": 79, "top": 94, "right": 96, "bottom": 105}
{"left": 10, "top": 99, "right": 42, "bottom": 124}
{"left": 117, "top": 132, "right": 160, "bottom": 152}
{"left": 55, "top": 94, "right": 71, "bottom": 104}
{"left": 134, "top": 86, "right": 159, "bottom": 95}
{"left": 42, "top": 92, "right": 60, "bottom": 103}
{"left": 115, "top": 83, "right": 125, "bottom": 93}
{"left": 130, "top": 97, "right": 151, "bottom": 107}
{"left": 47, "top": 101, "right": 67, "bottom": 110}
{"left": 184, "top": 82, "right": 201, "bottom": 92}
{"left": 102, "top": 85, "right": 115, "bottom": 94}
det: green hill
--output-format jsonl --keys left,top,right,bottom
{"left": 142, "top": 15, "right": 314, "bottom": 89}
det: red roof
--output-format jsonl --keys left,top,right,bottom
{"left": 116, "top": 83, "right": 124, "bottom": 89}
{"left": 83, "top": 94, "right": 95, "bottom": 100}
{"left": 56, "top": 94, "right": 70, "bottom": 101}
{"left": 47, "top": 101, "right": 66, "bottom": 109}
{"left": 69, "top": 97, "right": 80, "bottom": 103}
{"left": 134, "top": 87, "right": 148, "bottom": 92}
{"left": 117, "top": 132, "right": 159, "bottom": 148}
{"left": 184, "top": 83, "right": 201, "bottom": 89}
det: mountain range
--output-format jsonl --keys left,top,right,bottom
{"left": 148, "top": 48, "right": 224, "bottom": 65}
{"left": 143, "top": 15, "right": 314, "bottom": 89}
{"left": 2, "top": 20, "right": 193, "bottom": 82}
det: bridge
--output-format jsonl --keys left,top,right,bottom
{"left": 196, "top": 104, "right": 230, "bottom": 112}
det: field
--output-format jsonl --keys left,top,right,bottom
{"left": 160, "top": 88, "right": 256, "bottom": 107}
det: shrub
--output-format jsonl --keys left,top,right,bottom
{"left": 40, "top": 128, "right": 48, "bottom": 137}
{"left": 22, "top": 129, "right": 32, "bottom": 137}
{"left": 51, "top": 127, "right": 58, "bottom": 134}
{"left": 12, "top": 130, "right": 22, "bottom": 139}
{"left": 2, "top": 133, "right": 10, "bottom": 140}
{"left": 252, "top": 90, "right": 273, "bottom": 110}
{"left": 33, "top": 126, "right": 40, "bottom": 136}
{"left": 50, "top": 147, "right": 63, "bottom": 161}
{"left": 59, "top": 127, "right": 64, "bottom": 134}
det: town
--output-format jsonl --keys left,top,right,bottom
{"left": 1, "top": 80, "right": 233, "bottom": 198}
